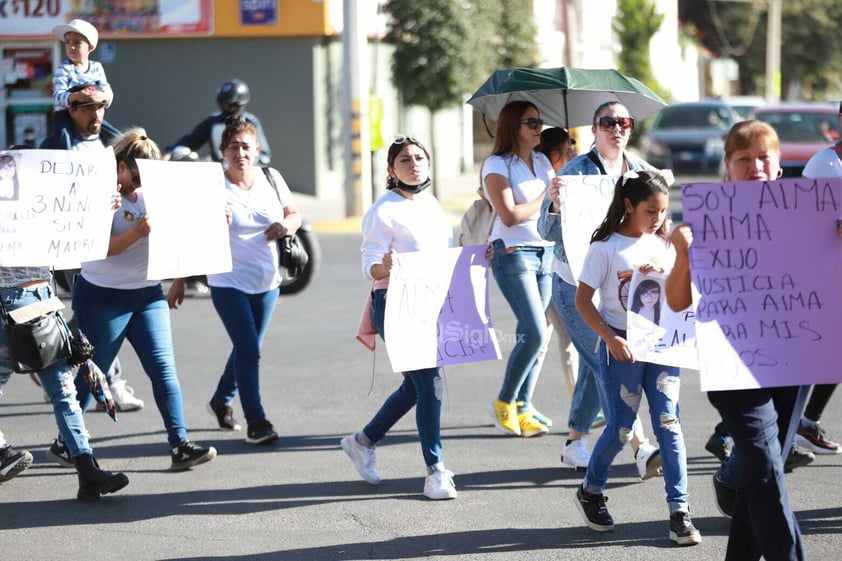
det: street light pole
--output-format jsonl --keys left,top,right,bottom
{"left": 764, "top": 0, "right": 781, "bottom": 104}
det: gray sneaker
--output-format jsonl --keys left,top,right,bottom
{"left": 0, "top": 445, "right": 33, "bottom": 483}
{"left": 340, "top": 434, "right": 381, "bottom": 485}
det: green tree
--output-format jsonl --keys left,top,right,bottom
{"left": 613, "top": 0, "right": 668, "bottom": 101}
{"left": 679, "top": 0, "right": 842, "bottom": 100}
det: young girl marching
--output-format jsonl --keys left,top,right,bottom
{"left": 572, "top": 169, "right": 701, "bottom": 546}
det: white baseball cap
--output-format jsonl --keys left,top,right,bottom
{"left": 53, "top": 19, "right": 98, "bottom": 50}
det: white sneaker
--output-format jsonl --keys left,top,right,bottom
{"left": 424, "top": 468, "right": 457, "bottom": 500}
{"left": 635, "top": 440, "right": 662, "bottom": 480}
{"left": 561, "top": 437, "right": 590, "bottom": 470}
{"left": 340, "top": 434, "right": 381, "bottom": 485}
{"left": 108, "top": 379, "right": 144, "bottom": 411}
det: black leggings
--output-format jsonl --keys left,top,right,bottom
{"left": 803, "top": 384, "right": 836, "bottom": 422}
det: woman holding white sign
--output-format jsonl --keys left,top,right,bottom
{"left": 341, "top": 136, "right": 457, "bottom": 500}
{"left": 666, "top": 120, "right": 807, "bottom": 560}
{"left": 538, "top": 101, "right": 661, "bottom": 477}
{"left": 71, "top": 128, "right": 217, "bottom": 471}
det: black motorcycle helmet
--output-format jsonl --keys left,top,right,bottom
{"left": 216, "top": 79, "right": 250, "bottom": 110}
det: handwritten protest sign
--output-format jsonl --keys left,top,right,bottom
{"left": 384, "top": 246, "right": 501, "bottom": 372}
{"left": 0, "top": 149, "right": 117, "bottom": 268}
{"left": 627, "top": 270, "right": 698, "bottom": 369}
{"left": 682, "top": 178, "right": 842, "bottom": 390}
{"left": 137, "top": 160, "right": 232, "bottom": 280}
{"left": 558, "top": 175, "right": 615, "bottom": 280}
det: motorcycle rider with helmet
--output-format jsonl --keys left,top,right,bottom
{"left": 166, "top": 79, "right": 271, "bottom": 165}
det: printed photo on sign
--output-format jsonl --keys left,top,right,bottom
{"left": 627, "top": 269, "right": 698, "bottom": 370}
{"left": 137, "top": 160, "right": 232, "bottom": 280}
{"left": 0, "top": 149, "right": 117, "bottom": 268}
{"left": 682, "top": 177, "right": 842, "bottom": 391}
{"left": 384, "top": 246, "right": 501, "bottom": 373}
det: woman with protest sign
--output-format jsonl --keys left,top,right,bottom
{"left": 666, "top": 120, "right": 807, "bottom": 560}
{"left": 572, "top": 169, "right": 700, "bottom": 546}
{"left": 341, "top": 135, "right": 457, "bottom": 500}
{"left": 538, "top": 101, "right": 661, "bottom": 477}
{"left": 69, "top": 128, "right": 217, "bottom": 472}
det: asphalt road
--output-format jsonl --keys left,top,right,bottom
{"left": 1, "top": 231, "right": 841, "bottom": 561}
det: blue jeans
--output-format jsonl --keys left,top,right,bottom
{"left": 209, "top": 286, "right": 279, "bottom": 426}
{"left": 71, "top": 276, "right": 188, "bottom": 448}
{"left": 551, "top": 274, "right": 604, "bottom": 432}
{"left": 490, "top": 240, "right": 552, "bottom": 407}
{"left": 0, "top": 285, "right": 92, "bottom": 458}
{"left": 584, "top": 331, "right": 688, "bottom": 513}
{"left": 363, "top": 289, "right": 443, "bottom": 467}
{"left": 709, "top": 386, "right": 808, "bottom": 561}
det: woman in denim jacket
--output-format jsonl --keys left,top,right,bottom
{"left": 537, "top": 101, "right": 662, "bottom": 478}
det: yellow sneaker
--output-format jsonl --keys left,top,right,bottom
{"left": 492, "top": 400, "right": 521, "bottom": 436}
{"left": 518, "top": 411, "right": 549, "bottom": 437}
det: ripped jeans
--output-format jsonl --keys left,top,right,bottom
{"left": 584, "top": 329, "right": 688, "bottom": 513}
{"left": 362, "top": 289, "right": 443, "bottom": 468}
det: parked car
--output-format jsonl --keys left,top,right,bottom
{"left": 640, "top": 101, "right": 739, "bottom": 174}
{"left": 725, "top": 95, "right": 767, "bottom": 120}
{"left": 750, "top": 103, "right": 840, "bottom": 177}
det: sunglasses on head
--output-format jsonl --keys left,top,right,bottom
{"left": 597, "top": 116, "right": 635, "bottom": 131}
{"left": 390, "top": 134, "right": 421, "bottom": 146}
{"left": 520, "top": 118, "right": 544, "bottom": 131}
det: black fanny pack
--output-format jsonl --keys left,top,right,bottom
{"left": 1, "top": 297, "right": 72, "bottom": 374}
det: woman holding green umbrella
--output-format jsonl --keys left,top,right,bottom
{"left": 484, "top": 100, "right": 556, "bottom": 437}
{"left": 537, "top": 101, "right": 663, "bottom": 478}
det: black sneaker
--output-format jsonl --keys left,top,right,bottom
{"left": 170, "top": 441, "right": 217, "bottom": 471}
{"left": 48, "top": 439, "right": 74, "bottom": 468}
{"left": 704, "top": 431, "right": 733, "bottom": 461}
{"left": 574, "top": 486, "right": 614, "bottom": 531}
{"left": 712, "top": 473, "right": 736, "bottom": 518}
{"left": 669, "top": 511, "right": 702, "bottom": 545}
{"left": 246, "top": 419, "right": 279, "bottom": 445}
{"left": 0, "top": 445, "right": 33, "bottom": 483}
{"left": 207, "top": 399, "right": 242, "bottom": 431}
{"left": 784, "top": 444, "right": 815, "bottom": 473}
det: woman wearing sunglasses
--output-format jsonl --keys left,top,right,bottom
{"left": 341, "top": 135, "right": 457, "bottom": 500}
{"left": 538, "top": 101, "right": 662, "bottom": 477}
{"left": 483, "top": 100, "right": 556, "bottom": 438}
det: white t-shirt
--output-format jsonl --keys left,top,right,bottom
{"left": 578, "top": 233, "right": 675, "bottom": 330}
{"left": 482, "top": 152, "right": 554, "bottom": 247}
{"left": 208, "top": 168, "right": 292, "bottom": 294}
{"left": 361, "top": 189, "right": 453, "bottom": 280}
{"left": 81, "top": 193, "right": 156, "bottom": 289}
{"left": 802, "top": 146, "right": 842, "bottom": 178}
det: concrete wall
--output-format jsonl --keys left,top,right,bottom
{"left": 102, "top": 36, "right": 329, "bottom": 197}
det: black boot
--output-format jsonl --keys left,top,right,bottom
{"left": 73, "top": 453, "right": 129, "bottom": 501}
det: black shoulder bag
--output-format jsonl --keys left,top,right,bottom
{"left": 0, "top": 297, "right": 72, "bottom": 373}
{"left": 261, "top": 167, "right": 309, "bottom": 278}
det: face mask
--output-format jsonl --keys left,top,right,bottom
{"left": 394, "top": 177, "right": 431, "bottom": 194}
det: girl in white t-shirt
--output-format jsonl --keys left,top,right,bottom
{"left": 572, "top": 170, "right": 700, "bottom": 546}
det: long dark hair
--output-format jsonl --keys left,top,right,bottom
{"left": 491, "top": 100, "right": 539, "bottom": 157}
{"left": 631, "top": 278, "right": 662, "bottom": 324}
{"left": 591, "top": 169, "right": 670, "bottom": 243}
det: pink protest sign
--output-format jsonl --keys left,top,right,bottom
{"left": 384, "top": 246, "right": 501, "bottom": 372}
{"left": 682, "top": 177, "right": 842, "bottom": 390}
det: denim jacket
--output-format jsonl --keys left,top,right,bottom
{"left": 537, "top": 148, "right": 655, "bottom": 267}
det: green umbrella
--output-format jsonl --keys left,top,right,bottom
{"left": 467, "top": 67, "right": 667, "bottom": 129}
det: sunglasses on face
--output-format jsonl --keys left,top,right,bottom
{"left": 520, "top": 118, "right": 544, "bottom": 131}
{"left": 597, "top": 116, "right": 635, "bottom": 131}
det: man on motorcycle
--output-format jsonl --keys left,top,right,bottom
{"left": 165, "top": 79, "right": 271, "bottom": 165}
